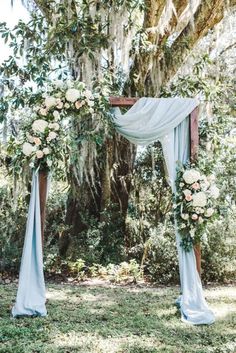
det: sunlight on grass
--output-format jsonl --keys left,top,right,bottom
{"left": 0, "top": 283, "right": 236, "bottom": 353}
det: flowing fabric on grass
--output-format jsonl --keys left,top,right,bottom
{"left": 12, "top": 171, "right": 47, "bottom": 317}
{"left": 113, "top": 97, "right": 215, "bottom": 325}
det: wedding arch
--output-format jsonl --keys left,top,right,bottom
{"left": 11, "top": 91, "right": 215, "bottom": 325}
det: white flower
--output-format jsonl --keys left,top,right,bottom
{"left": 190, "top": 229, "right": 195, "bottom": 238}
{"left": 84, "top": 89, "right": 93, "bottom": 99}
{"left": 205, "top": 208, "right": 214, "bottom": 218}
{"left": 195, "top": 207, "right": 204, "bottom": 214}
{"left": 75, "top": 101, "right": 83, "bottom": 109}
{"left": 32, "top": 119, "right": 48, "bottom": 133}
{"left": 89, "top": 108, "right": 94, "bottom": 114}
{"left": 26, "top": 133, "right": 35, "bottom": 143}
{"left": 200, "top": 175, "right": 210, "bottom": 190}
{"left": 183, "top": 189, "right": 192, "bottom": 196}
{"left": 43, "top": 147, "right": 50, "bottom": 155}
{"left": 65, "top": 88, "right": 81, "bottom": 102}
{"left": 22, "top": 142, "right": 34, "bottom": 156}
{"left": 209, "top": 185, "right": 220, "bottom": 199}
{"left": 56, "top": 99, "right": 64, "bottom": 109}
{"left": 33, "top": 137, "right": 41, "bottom": 146}
{"left": 45, "top": 96, "right": 57, "bottom": 109}
{"left": 64, "top": 103, "right": 70, "bottom": 109}
{"left": 39, "top": 108, "right": 48, "bottom": 117}
{"left": 192, "top": 192, "right": 207, "bottom": 207}
{"left": 48, "top": 122, "right": 60, "bottom": 131}
{"left": 191, "top": 213, "right": 198, "bottom": 220}
{"left": 47, "top": 159, "right": 52, "bottom": 167}
{"left": 183, "top": 169, "right": 201, "bottom": 184}
{"left": 181, "top": 213, "right": 189, "bottom": 220}
{"left": 36, "top": 150, "right": 44, "bottom": 159}
{"left": 47, "top": 131, "right": 57, "bottom": 141}
{"left": 53, "top": 110, "right": 60, "bottom": 121}
{"left": 198, "top": 216, "right": 204, "bottom": 224}
{"left": 88, "top": 100, "right": 94, "bottom": 107}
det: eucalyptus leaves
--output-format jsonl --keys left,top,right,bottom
{"left": 8, "top": 80, "right": 107, "bottom": 172}
{"left": 175, "top": 166, "right": 219, "bottom": 251}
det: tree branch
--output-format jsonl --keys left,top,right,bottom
{"left": 130, "top": 0, "right": 225, "bottom": 96}
{"left": 161, "top": 0, "right": 224, "bottom": 86}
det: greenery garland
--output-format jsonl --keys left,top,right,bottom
{"left": 174, "top": 164, "right": 220, "bottom": 251}
{"left": 6, "top": 80, "right": 110, "bottom": 173}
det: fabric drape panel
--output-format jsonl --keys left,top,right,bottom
{"left": 161, "top": 120, "right": 215, "bottom": 325}
{"left": 113, "top": 97, "right": 215, "bottom": 325}
{"left": 12, "top": 171, "right": 47, "bottom": 317}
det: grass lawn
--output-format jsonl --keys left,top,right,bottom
{"left": 0, "top": 282, "right": 236, "bottom": 353}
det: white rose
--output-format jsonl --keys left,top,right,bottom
{"left": 52, "top": 123, "right": 60, "bottom": 131}
{"left": 22, "top": 142, "right": 34, "bottom": 156}
{"left": 32, "top": 119, "right": 48, "bottom": 133}
{"left": 33, "top": 137, "right": 41, "bottom": 146}
{"left": 53, "top": 110, "right": 60, "bottom": 121}
{"left": 183, "top": 189, "right": 192, "bottom": 196}
{"left": 43, "top": 147, "right": 50, "bottom": 155}
{"left": 205, "top": 208, "right": 214, "bottom": 218}
{"left": 47, "top": 131, "right": 57, "bottom": 141}
{"left": 65, "top": 88, "right": 81, "bottom": 102}
{"left": 192, "top": 192, "right": 207, "bottom": 207}
{"left": 209, "top": 185, "right": 220, "bottom": 199}
{"left": 36, "top": 150, "right": 44, "bottom": 159}
{"left": 183, "top": 169, "right": 201, "bottom": 184}
{"left": 45, "top": 96, "right": 57, "bottom": 109}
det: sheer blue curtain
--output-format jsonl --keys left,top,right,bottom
{"left": 113, "top": 97, "right": 215, "bottom": 325}
{"left": 12, "top": 171, "right": 47, "bottom": 317}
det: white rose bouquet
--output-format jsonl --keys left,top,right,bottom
{"left": 174, "top": 165, "right": 219, "bottom": 251}
{"left": 7, "top": 80, "right": 108, "bottom": 171}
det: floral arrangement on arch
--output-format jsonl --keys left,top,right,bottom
{"left": 174, "top": 165, "right": 220, "bottom": 251}
{"left": 7, "top": 80, "right": 108, "bottom": 172}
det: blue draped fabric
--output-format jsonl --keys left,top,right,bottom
{"left": 113, "top": 97, "right": 215, "bottom": 325}
{"left": 12, "top": 171, "right": 47, "bottom": 317}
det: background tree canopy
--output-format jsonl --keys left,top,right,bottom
{"left": 0, "top": 0, "right": 235, "bottom": 284}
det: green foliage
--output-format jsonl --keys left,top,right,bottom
{"left": 0, "top": 183, "right": 27, "bottom": 272}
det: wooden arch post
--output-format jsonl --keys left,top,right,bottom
{"left": 38, "top": 98, "right": 201, "bottom": 275}
{"left": 190, "top": 106, "right": 201, "bottom": 277}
